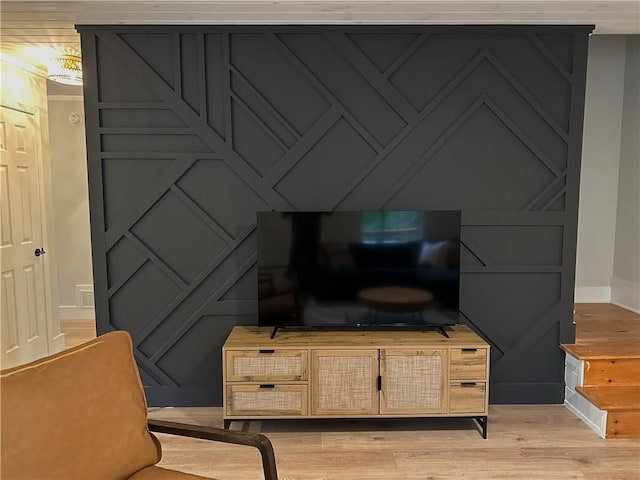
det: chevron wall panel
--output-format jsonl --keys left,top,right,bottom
{"left": 79, "top": 26, "right": 591, "bottom": 405}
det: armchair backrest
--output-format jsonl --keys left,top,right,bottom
{"left": 1, "top": 331, "right": 161, "bottom": 480}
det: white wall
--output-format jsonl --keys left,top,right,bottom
{"left": 575, "top": 36, "right": 627, "bottom": 302}
{"left": 612, "top": 36, "right": 640, "bottom": 312}
{"left": 576, "top": 35, "right": 640, "bottom": 308}
{"left": 47, "top": 91, "right": 94, "bottom": 319}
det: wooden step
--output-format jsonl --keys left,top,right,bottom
{"left": 577, "top": 386, "right": 640, "bottom": 410}
{"left": 561, "top": 343, "right": 640, "bottom": 360}
{"left": 582, "top": 358, "right": 640, "bottom": 386}
{"left": 562, "top": 342, "right": 640, "bottom": 386}
{"left": 564, "top": 305, "right": 640, "bottom": 439}
{"left": 576, "top": 386, "right": 640, "bottom": 438}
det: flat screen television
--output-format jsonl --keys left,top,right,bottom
{"left": 257, "top": 210, "right": 461, "bottom": 335}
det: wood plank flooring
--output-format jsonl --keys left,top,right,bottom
{"left": 60, "top": 308, "right": 640, "bottom": 480}
{"left": 144, "top": 405, "right": 640, "bottom": 480}
{"left": 572, "top": 304, "right": 640, "bottom": 347}
{"left": 60, "top": 318, "right": 97, "bottom": 349}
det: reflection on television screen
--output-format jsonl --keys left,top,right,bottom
{"left": 257, "top": 211, "right": 461, "bottom": 331}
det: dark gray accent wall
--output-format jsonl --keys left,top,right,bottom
{"left": 79, "top": 25, "right": 592, "bottom": 406}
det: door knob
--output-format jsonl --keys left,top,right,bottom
{"left": 35, "top": 247, "right": 46, "bottom": 257}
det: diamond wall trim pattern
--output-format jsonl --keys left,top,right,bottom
{"left": 78, "top": 25, "right": 592, "bottom": 405}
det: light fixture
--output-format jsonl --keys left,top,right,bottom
{"left": 48, "top": 53, "right": 83, "bottom": 86}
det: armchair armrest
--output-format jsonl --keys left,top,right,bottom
{"left": 147, "top": 419, "right": 278, "bottom": 480}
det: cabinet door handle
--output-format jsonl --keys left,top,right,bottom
{"left": 461, "top": 382, "right": 477, "bottom": 387}
{"left": 259, "top": 384, "right": 275, "bottom": 389}
{"left": 461, "top": 348, "right": 478, "bottom": 353}
{"left": 259, "top": 349, "right": 275, "bottom": 354}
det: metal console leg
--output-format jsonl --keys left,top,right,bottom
{"left": 223, "top": 419, "right": 231, "bottom": 429}
{"left": 474, "top": 416, "right": 488, "bottom": 439}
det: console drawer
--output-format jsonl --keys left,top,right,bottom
{"left": 226, "top": 384, "right": 308, "bottom": 416}
{"left": 449, "top": 382, "right": 487, "bottom": 414}
{"left": 450, "top": 348, "right": 487, "bottom": 380}
{"left": 226, "top": 349, "right": 307, "bottom": 382}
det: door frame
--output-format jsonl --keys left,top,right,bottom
{"left": 1, "top": 99, "right": 64, "bottom": 358}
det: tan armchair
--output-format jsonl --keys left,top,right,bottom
{"left": 0, "top": 331, "right": 278, "bottom": 480}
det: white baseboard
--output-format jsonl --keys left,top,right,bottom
{"left": 564, "top": 352, "right": 606, "bottom": 438}
{"left": 48, "top": 95, "right": 84, "bottom": 102}
{"left": 611, "top": 277, "right": 640, "bottom": 313}
{"left": 58, "top": 306, "right": 96, "bottom": 320}
{"left": 564, "top": 395, "right": 606, "bottom": 439}
{"left": 574, "top": 286, "right": 611, "bottom": 303}
{"left": 75, "top": 284, "right": 95, "bottom": 309}
{"left": 52, "top": 332, "right": 66, "bottom": 353}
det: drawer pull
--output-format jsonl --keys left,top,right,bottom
{"left": 461, "top": 348, "right": 478, "bottom": 353}
{"left": 461, "top": 382, "right": 477, "bottom": 387}
{"left": 259, "top": 349, "right": 275, "bottom": 354}
{"left": 259, "top": 384, "right": 275, "bottom": 389}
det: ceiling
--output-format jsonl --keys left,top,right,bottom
{"left": 1, "top": 1, "right": 639, "bottom": 71}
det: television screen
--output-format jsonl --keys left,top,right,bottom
{"left": 257, "top": 210, "right": 461, "bottom": 330}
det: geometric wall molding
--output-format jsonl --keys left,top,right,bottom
{"left": 79, "top": 25, "right": 592, "bottom": 405}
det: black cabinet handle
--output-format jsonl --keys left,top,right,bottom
{"left": 259, "top": 349, "right": 275, "bottom": 354}
{"left": 461, "top": 348, "right": 478, "bottom": 353}
{"left": 259, "top": 384, "right": 275, "bottom": 389}
{"left": 461, "top": 382, "right": 477, "bottom": 387}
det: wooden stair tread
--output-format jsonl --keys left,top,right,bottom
{"left": 576, "top": 386, "right": 640, "bottom": 410}
{"left": 561, "top": 342, "right": 640, "bottom": 360}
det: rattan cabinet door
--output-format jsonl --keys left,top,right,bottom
{"left": 311, "top": 350, "right": 379, "bottom": 415}
{"left": 380, "top": 349, "right": 448, "bottom": 414}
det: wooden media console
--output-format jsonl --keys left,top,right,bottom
{"left": 222, "top": 325, "right": 490, "bottom": 437}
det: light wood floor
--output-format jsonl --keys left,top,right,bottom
{"left": 61, "top": 307, "right": 640, "bottom": 480}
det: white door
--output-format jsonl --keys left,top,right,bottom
{"left": 1, "top": 105, "right": 49, "bottom": 368}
